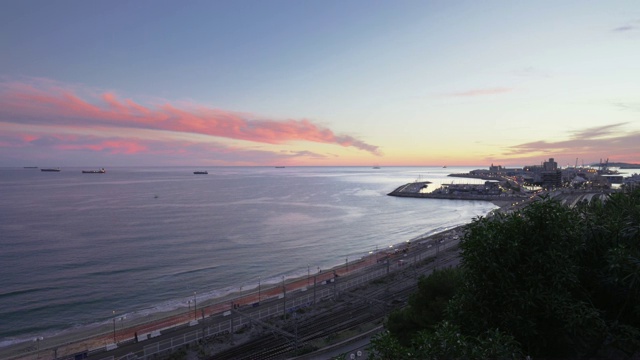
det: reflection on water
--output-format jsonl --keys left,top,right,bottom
{"left": 0, "top": 166, "right": 496, "bottom": 342}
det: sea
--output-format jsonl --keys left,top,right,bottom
{"left": 0, "top": 166, "right": 495, "bottom": 347}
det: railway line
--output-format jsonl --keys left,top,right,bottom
{"left": 209, "top": 251, "right": 459, "bottom": 359}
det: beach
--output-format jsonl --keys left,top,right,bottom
{"left": 2, "top": 222, "right": 471, "bottom": 360}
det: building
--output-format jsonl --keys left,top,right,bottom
{"left": 540, "top": 158, "right": 562, "bottom": 188}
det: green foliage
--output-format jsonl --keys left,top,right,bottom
{"left": 386, "top": 267, "right": 462, "bottom": 346}
{"left": 370, "top": 322, "right": 522, "bottom": 360}
{"left": 453, "top": 197, "right": 607, "bottom": 356}
{"left": 372, "top": 187, "right": 640, "bottom": 359}
{"left": 369, "top": 331, "right": 412, "bottom": 360}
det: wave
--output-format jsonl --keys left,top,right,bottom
{"left": 0, "top": 286, "right": 58, "bottom": 300}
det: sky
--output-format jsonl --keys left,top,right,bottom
{"left": 1, "top": 0, "right": 639, "bottom": 167}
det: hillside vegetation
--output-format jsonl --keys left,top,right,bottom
{"left": 371, "top": 187, "right": 640, "bottom": 359}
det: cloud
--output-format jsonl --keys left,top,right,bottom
{"left": 0, "top": 130, "right": 330, "bottom": 166}
{"left": 445, "top": 87, "right": 514, "bottom": 97}
{"left": 613, "top": 25, "right": 635, "bottom": 32}
{"left": 569, "top": 122, "right": 628, "bottom": 139}
{"left": 56, "top": 140, "right": 149, "bottom": 154}
{"left": 614, "top": 102, "right": 640, "bottom": 112}
{"left": 501, "top": 123, "right": 640, "bottom": 163}
{"left": 280, "top": 149, "right": 331, "bottom": 159}
{"left": 0, "top": 79, "right": 382, "bottom": 156}
{"left": 612, "top": 20, "right": 640, "bottom": 32}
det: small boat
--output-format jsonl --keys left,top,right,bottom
{"left": 82, "top": 168, "right": 106, "bottom": 174}
{"left": 193, "top": 171, "right": 208, "bottom": 175}
{"left": 41, "top": 168, "right": 61, "bottom": 172}
{"left": 24, "top": 166, "right": 38, "bottom": 169}
{"left": 275, "top": 166, "right": 285, "bottom": 169}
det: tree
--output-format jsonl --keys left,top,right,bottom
{"left": 450, "top": 197, "right": 606, "bottom": 356}
{"left": 372, "top": 188, "right": 640, "bottom": 358}
{"left": 386, "top": 267, "right": 462, "bottom": 346}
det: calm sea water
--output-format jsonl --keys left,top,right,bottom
{"left": 0, "top": 166, "right": 494, "bottom": 346}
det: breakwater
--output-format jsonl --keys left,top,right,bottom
{"left": 387, "top": 181, "right": 431, "bottom": 195}
{"left": 389, "top": 191, "right": 518, "bottom": 202}
{"left": 388, "top": 181, "right": 527, "bottom": 203}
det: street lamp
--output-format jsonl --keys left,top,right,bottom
{"left": 119, "top": 315, "right": 126, "bottom": 334}
{"left": 34, "top": 336, "right": 43, "bottom": 359}
{"left": 282, "top": 275, "right": 287, "bottom": 317}
{"left": 193, "top": 292, "right": 197, "bottom": 320}
{"left": 112, "top": 310, "right": 116, "bottom": 343}
{"left": 112, "top": 311, "right": 125, "bottom": 343}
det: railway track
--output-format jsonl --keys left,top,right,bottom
{"left": 209, "top": 252, "right": 459, "bottom": 359}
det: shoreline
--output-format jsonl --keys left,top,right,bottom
{"left": 0, "top": 217, "right": 482, "bottom": 360}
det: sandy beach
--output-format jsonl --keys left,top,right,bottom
{"left": 1, "top": 220, "right": 473, "bottom": 360}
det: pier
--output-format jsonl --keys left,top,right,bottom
{"left": 388, "top": 180, "right": 527, "bottom": 203}
{"left": 387, "top": 181, "right": 431, "bottom": 196}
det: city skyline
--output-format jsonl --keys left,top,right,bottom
{"left": 1, "top": 1, "right": 639, "bottom": 167}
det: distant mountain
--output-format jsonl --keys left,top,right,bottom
{"left": 591, "top": 162, "right": 640, "bottom": 169}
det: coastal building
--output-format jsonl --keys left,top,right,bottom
{"left": 521, "top": 158, "right": 562, "bottom": 188}
{"left": 543, "top": 158, "right": 558, "bottom": 171}
{"left": 436, "top": 181, "right": 502, "bottom": 196}
{"left": 468, "top": 157, "right": 619, "bottom": 191}
{"left": 540, "top": 158, "right": 562, "bottom": 189}
{"left": 624, "top": 174, "right": 640, "bottom": 189}
{"left": 470, "top": 164, "right": 521, "bottom": 177}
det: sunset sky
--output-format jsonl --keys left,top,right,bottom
{"left": 1, "top": 1, "right": 639, "bottom": 167}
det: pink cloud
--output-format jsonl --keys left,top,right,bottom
{"left": 21, "top": 134, "right": 38, "bottom": 142}
{"left": 57, "top": 140, "right": 148, "bottom": 154}
{"left": 0, "top": 79, "right": 382, "bottom": 156}
{"left": 500, "top": 123, "right": 640, "bottom": 164}
{"left": 0, "top": 129, "right": 336, "bottom": 166}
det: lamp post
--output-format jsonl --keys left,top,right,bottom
{"left": 34, "top": 336, "right": 43, "bottom": 359}
{"left": 313, "top": 273, "right": 317, "bottom": 309}
{"left": 119, "top": 315, "right": 126, "bottom": 335}
{"left": 282, "top": 276, "right": 286, "bottom": 317}
{"left": 307, "top": 265, "right": 310, "bottom": 286}
{"left": 112, "top": 310, "right": 116, "bottom": 343}
{"left": 112, "top": 311, "right": 126, "bottom": 343}
{"left": 193, "top": 292, "right": 197, "bottom": 320}
{"left": 345, "top": 257, "right": 348, "bottom": 272}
